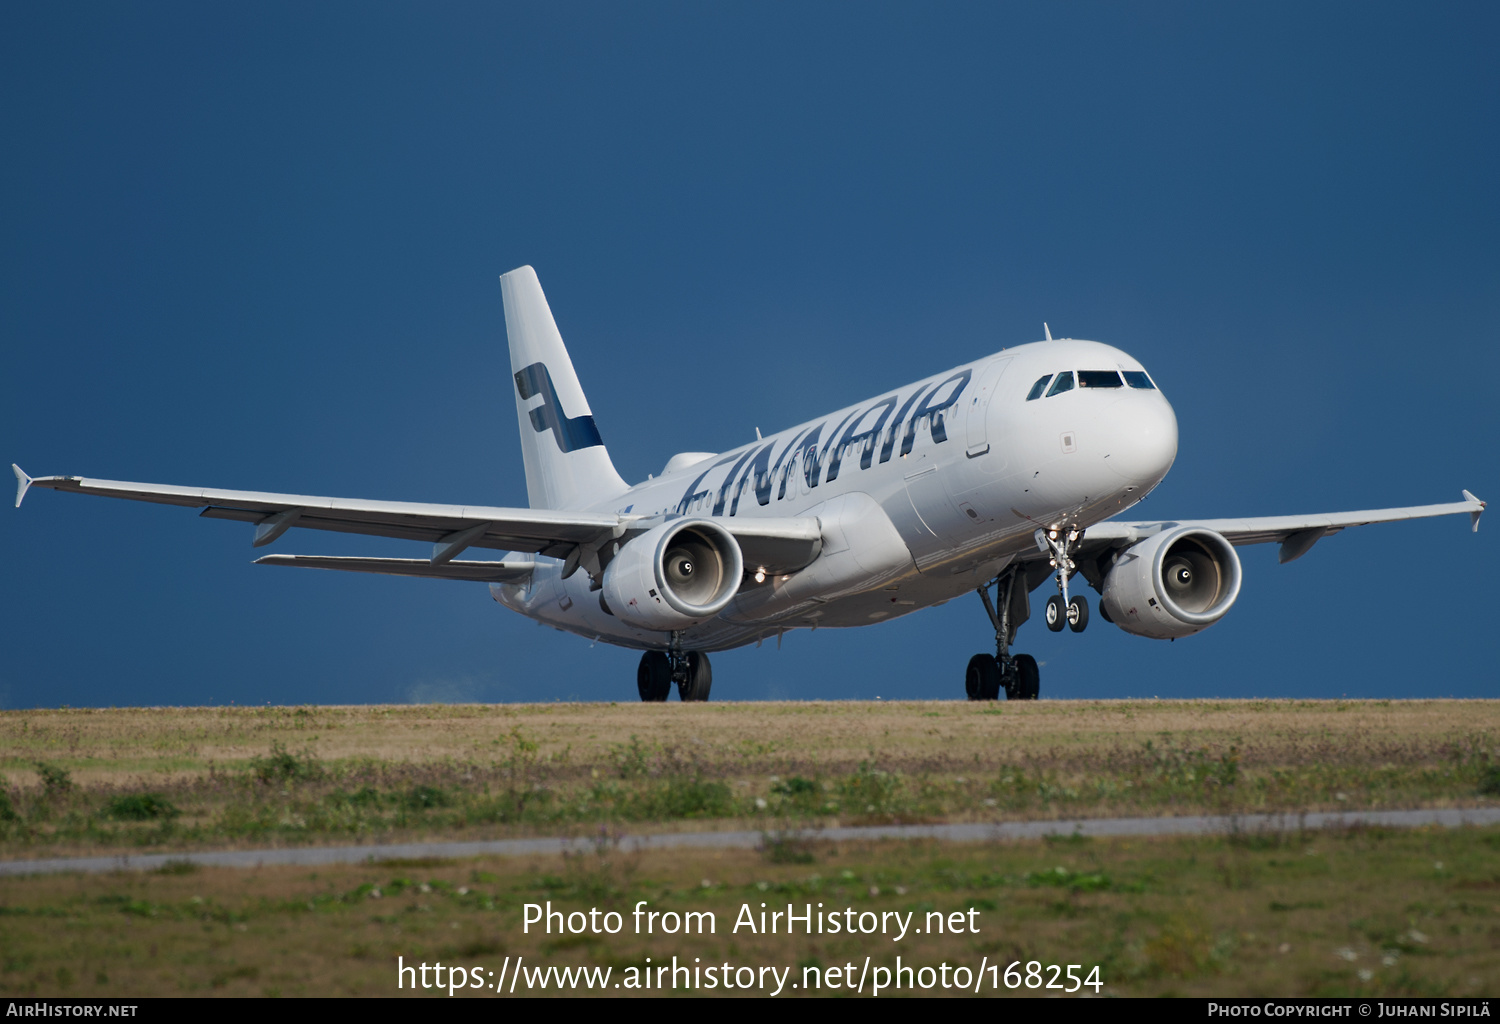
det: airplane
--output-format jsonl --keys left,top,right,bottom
{"left": 12, "top": 266, "right": 1486, "bottom": 703}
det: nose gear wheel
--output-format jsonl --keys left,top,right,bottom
{"left": 1067, "top": 595, "right": 1089, "bottom": 632}
{"left": 1045, "top": 594, "right": 1066, "bottom": 631}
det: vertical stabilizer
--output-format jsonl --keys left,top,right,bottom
{"left": 500, "top": 266, "right": 629, "bottom": 510}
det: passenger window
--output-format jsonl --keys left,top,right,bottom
{"left": 1077, "top": 370, "right": 1123, "bottom": 388}
{"left": 1045, "top": 371, "right": 1075, "bottom": 397}
{"left": 1025, "top": 375, "right": 1053, "bottom": 401}
{"left": 1123, "top": 371, "right": 1156, "bottom": 390}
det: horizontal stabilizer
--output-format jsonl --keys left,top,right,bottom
{"left": 254, "top": 555, "right": 535, "bottom": 582}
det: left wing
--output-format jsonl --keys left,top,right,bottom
{"left": 1083, "top": 491, "right": 1484, "bottom": 564}
{"left": 14, "top": 467, "right": 620, "bottom": 560}
{"left": 12, "top": 466, "right": 824, "bottom": 574}
{"left": 251, "top": 555, "right": 537, "bottom": 582}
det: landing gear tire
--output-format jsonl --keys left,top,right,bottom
{"left": 975, "top": 568, "right": 1037, "bottom": 702}
{"left": 1045, "top": 594, "right": 1066, "bottom": 632}
{"left": 1013, "top": 653, "right": 1040, "bottom": 700}
{"left": 637, "top": 651, "right": 672, "bottom": 702}
{"left": 678, "top": 651, "right": 712, "bottom": 702}
{"left": 965, "top": 654, "right": 1000, "bottom": 701}
{"left": 1067, "top": 595, "right": 1089, "bottom": 633}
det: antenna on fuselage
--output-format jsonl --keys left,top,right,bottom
{"left": 1044, "top": 323, "right": 1053, "bottom": 341}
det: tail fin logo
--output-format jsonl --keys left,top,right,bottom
{"left": 514, "top": 362, "right": 606, "bottom": 453}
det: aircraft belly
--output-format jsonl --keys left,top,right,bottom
{"left": 803, "top": 555, "right": 1015, "bottom": 627}
{"left": 495, "top": 563, "right": 669, "bottom": 650}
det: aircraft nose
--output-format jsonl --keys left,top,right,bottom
{"left": 1102, "top": 395, "right": 1178, "bottom": 488}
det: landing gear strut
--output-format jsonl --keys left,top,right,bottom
{"left": 970, "top": 566, "right": 1039, "bottom": 701}
{"left": 638, "top": 631, "right": 712, "bottom": 702}
{"left": 1042, "top": 527, "right": 1089, "bottom": 634}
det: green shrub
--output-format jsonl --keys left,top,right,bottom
{"left": 638, "top": 777, "right": 732, "bottom": 819}
{"left": 762, "top": 834, "right": 816, "bottom": 864}
{"left": 106, "top": 794, "right": 181, "bottom": 821}
{"left": 1479, "top": 765, "right": 1500, "bottom": 796}
{"left": 249, "top": 742, "right": 324, "bottom": 785}
{"left": 0, "top": 788, "right": 17, "bottom": 822}
{"left": 608, "top": 735, "right": 653, "bottom": 778}
{"left": 771, "top": 776, "right": 818, "bottom": 797}
{"left": 837, "top": 762, "right": 901, "bottom": 811}
{"left": 1024, "top": 865, "right": 1114, "bottom": 892}
{"left": 35, "top": 762, "right": 73, "bottom": 796}
{"left": 403, "top": 785, "right": 451, "bottom": 811}
{"left": 348, "top": 786, "right": 383, "bottom": 807}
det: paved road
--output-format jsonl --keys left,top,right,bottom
{"left": 2, "top": 807, "right": 1496, "bottom": 878}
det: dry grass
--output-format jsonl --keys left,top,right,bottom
{"left": 0, "top": 825, "right": 1496, "bottom": 997}
{"left": 3, "top": 699, "right": 1494, "bottom": 780}
{"left": 0, "top": 700, "right": 1495, "bottom": 859}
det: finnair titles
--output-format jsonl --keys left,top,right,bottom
{"left": 13, "top": 266, "right": 1485, "bottom": 701}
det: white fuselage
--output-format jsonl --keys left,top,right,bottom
{"left": 494, "top": 338, "right": 1179, "bottom": 650}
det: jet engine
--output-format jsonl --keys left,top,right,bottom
{"left": 601, "top": 519, "right": 744, "bottom": 631}
{"left": 1099, "top": 526, "right": 1242, "bottom": 639}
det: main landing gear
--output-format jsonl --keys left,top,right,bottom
{"left": 967, "top": 528, "right": 1091, "bottom": 702}
{"left": 638, "top": 631, "right": 712, "bottom": 702}
{"left": 968, "top": 566, "right": 1040, "bottom": 701}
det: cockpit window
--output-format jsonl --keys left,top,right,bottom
{"left": 1045, "top": 371, "right": 1075, "bottom": 397}
{"left": 1122, "top": 371, "right": 1156, "bottom": 390}
{"left": 1025, "top": 375, "right": 1053, "bottom": 401}
{"left": 1078, "top": 370, "right": 1123, "bottom": 388}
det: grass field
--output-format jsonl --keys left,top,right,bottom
{"left": 1, "top": 825, "right": 1496, "bottom": 997}
{"left": 1, "top": 700, "right": 1497, "bottom": 998}
{"left": 0, "top": 700, "right": 1496, "bottom": 859}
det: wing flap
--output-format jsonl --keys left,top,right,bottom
{"left": 253, "top": 555, "right": 535, "bottom": 582}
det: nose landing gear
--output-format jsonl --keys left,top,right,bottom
{"left": 969, "top": 566, "right": 1039, "bottom": 701}
{"left": 638, "top": 631, "right": 713, "bottom": 702}
{"left": 1042, "top": 527, "right": 1089, "bottom": 633}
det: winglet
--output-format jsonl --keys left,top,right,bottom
{"left": 12, "top": 465, "right": 32, "bottom": 508}
{"left": 1463, "top": 489, "right": 1485, "bottom": 532}
{"left": 1044, "top": 323, "right": 1053, "bottom": 342}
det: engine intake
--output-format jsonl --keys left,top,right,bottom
{"left": 602, "top": 519, "right": 744, "bottom": 631}
{"left": 1100, "top": 526, "right": 1242, "bottom": 639}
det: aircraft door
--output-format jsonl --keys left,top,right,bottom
{"left": 965, "top": 357, "right": 1012, "bottom": 457}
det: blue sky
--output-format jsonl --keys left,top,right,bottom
{"left": 2, "top": 2, "right": 1496, "bottom": 707}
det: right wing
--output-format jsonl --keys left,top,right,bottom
{"left": 1082, "top": 491, "right": 1484, "bottom": 564}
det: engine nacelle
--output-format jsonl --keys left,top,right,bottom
{"left": 601, "top": 518, "right": 744, "bottom": 631}
{"left": 1100, "top": 526, "right": 1242, "bottom": 639}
